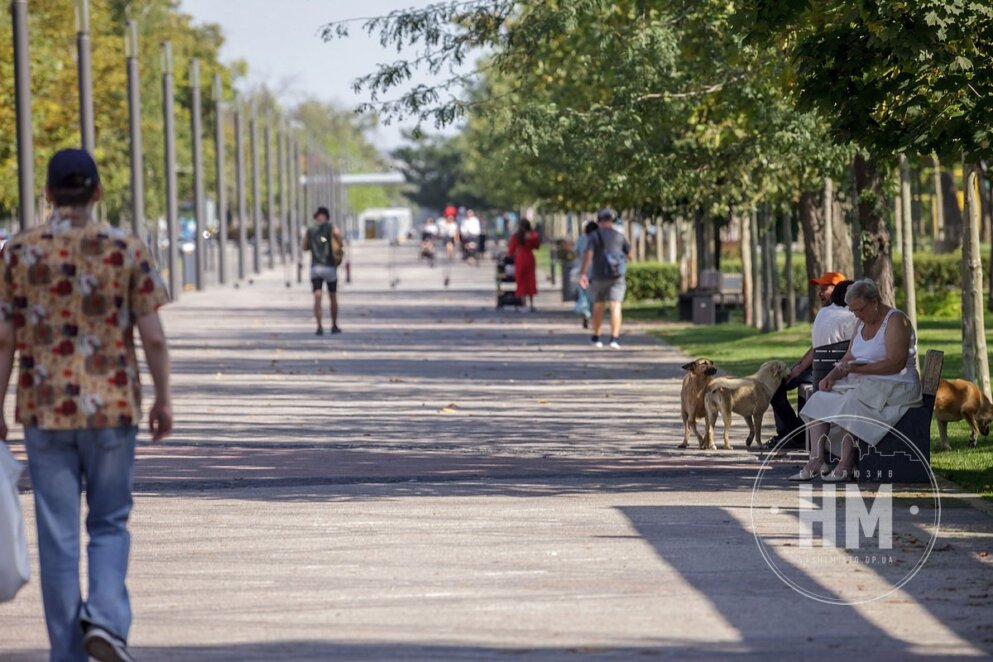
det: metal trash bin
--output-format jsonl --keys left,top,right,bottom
{"left": 561, "top": 258, "right": 579, "bottom": 301}
{"left": 182, "top": 251, "right": 196, "bottom": 288}
{"left": 692, "top": 293, "right": 716, "bottom": 325}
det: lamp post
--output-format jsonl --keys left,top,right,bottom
{"left": 11, "top": 0, "right": 34, "bottom": 230}
{"left": 250, "top": 107, "right": 262, "bottom": 274}
{"left": 125, "top": 21, "right": 144, "bottom": 237}
{"left": 190, "top": 59, "right": 205, "bottom": 291}
{"left": 278, "top": 120, "right": 288, "bottom": 264}
{"left": 76, "top": 0, "right": 95, "bottom": 153}
{"left": 234, "top": 100, "right": 247, "bottom": 280}
{"left": 161, "top": 42, "right": 179, "bottom": 299}
{"left": 265, "top": 116, "right": 275, "bottom": 270}
{"left": 214, "top": 74, "right": 227, "bottom": 285}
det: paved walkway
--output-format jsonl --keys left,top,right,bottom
{"left": 1, "top": 242, "right": 992, "bottom": 660}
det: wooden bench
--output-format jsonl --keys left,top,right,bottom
{"left": 677, "top": 270, "right": 744, "bottom": 324}
{"left": 856, "top": 349, "right": 943, "bottom": 483}
{"left": 799, "top": 345, "right": 942, "bottom": 483}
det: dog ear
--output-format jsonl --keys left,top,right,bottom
{"left": 681, "top": 361, "right": 696, "bottom": 371}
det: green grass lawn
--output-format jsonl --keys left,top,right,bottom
{"left": 649, "top": 315, "right": 993, "bottom": 500}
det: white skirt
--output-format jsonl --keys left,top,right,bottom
{"left": 799, "top": 377, "right": 923, "bottom": 447}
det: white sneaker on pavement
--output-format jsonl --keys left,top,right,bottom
{"left": 609, "top": 339, "right": 621, "bottom": 349}
{"left": 83, "top": 627, "right": 135, "bottom": 662}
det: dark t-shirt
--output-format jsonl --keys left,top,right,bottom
{"left": 589, "top": 226, "right": 630, "bottom": 282}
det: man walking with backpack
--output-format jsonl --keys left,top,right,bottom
{"left": 303, "top": 206, "right": 343, "bottom": 335}
{"left": 0, "top": 149, "right": 172, "bottom": 662}
{"left": 578, "top": 208, "right": 630, "bottom": 349}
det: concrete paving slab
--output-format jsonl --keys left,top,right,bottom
{"left": 1, "top": 242, "right": 992, "bottom": 660}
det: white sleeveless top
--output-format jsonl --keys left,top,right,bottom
{"left": 850, "top": 308, "right": 919, "bottom": 384}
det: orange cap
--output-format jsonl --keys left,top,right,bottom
{"left": 809, "top": 272, "right": 846, "bottom": 286}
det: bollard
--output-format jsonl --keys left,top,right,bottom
{"left": 125, "top": 21, "right": 144, "bottom": 237}
{"left": 12, "top": 0, "right": 35, "bottom": 230}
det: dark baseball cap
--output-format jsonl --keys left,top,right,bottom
{"left": 47, "top": 148, "right": 100, "bottom": 190}
{"left": 313, "top": 206, "right": 331, "bottom": 219}
{"left": 597, "top": 208, "right": 616, "bottom": 222}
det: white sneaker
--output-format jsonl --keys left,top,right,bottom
{"left": 591, "top": 338, "right": 603, "bottom": 348}
{"left": 83, "top": 627, "right": 135, "bottom": 662}
{"left": 609, "top": 339, "right": 621, "bottom": 349}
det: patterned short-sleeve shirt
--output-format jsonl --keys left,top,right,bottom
{"left": 0, "top": 213, "right": 170, "bottom": 430}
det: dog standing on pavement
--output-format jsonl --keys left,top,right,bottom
{"left": 703, "top": 360, "right": 788, "bottom": 450}
{"left": 935, "top": 378, "right": 993, "bottom": 449}
{"left": 679, "top": 358, "right": 718, "bottom": 448}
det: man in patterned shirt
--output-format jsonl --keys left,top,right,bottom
{"left": 0, "top": 149, "right": 172, "bottom": 662}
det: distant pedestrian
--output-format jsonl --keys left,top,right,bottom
{"left": 440, "top": 212, "right": 458, "bottom": 258}
{"left": 460, "top": 209, "right": 482, "bottom": 263}
{"left": 573, "top": 221, "right": 599, "bottom": 328}
{"left": 578, "top": 208, "right": 630, "bottom": 349}
{"left": 507, "top": 218, "right": 540, "bottom": 311}
{"left": 0, "top": 149, "right": 172, "bottom": 662}
{"left": 302, "top": 206, "right": 343, "bottom": 335}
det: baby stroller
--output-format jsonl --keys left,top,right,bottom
{"left": 496, "top": 254, "right": 523, "bottom": 309}
{"left": 420, "top": 233, "right": 437, "bottom": 267}
{"left": 462, "top": 235, "right": 480, "bottom": 264}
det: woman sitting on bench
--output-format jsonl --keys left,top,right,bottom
{"left": 789, "top": 278, "right": 922, "bottom": 482}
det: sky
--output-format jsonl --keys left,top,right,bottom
{"left": 179, "top": 0, "right": 474, "bottom": 153}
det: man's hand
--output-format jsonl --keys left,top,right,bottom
{"left": 579, "top": 274, "right": 589, "bottom": 289}
{"left": 148, "top": 399, "right": 173, "bottom": 443}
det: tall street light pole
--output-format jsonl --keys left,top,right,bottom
{"left": 162, "top": 42, "right": 179, "bottom": 299}
{"left": 190, "top": 59, "right": 205, "bottom": 291}
{"left": 214, "top": 74, "right": 227, "bottom": 285}
{"left": 278, "top": 120, "right": 288, "bottom": 265}
{"left": 11, "top": 0, "right": 35, "bottom": 230}
{"left": 76, "top": 0, "right": 95, "bottom": 154}
{"left": 125, "top": 20, "right": 144, "bottom": 237}
{"left": 234, "top": 100, "right": 247, "bottom": 280}
{"left": 250, "top": 106, "right": 262, "bottom": 274}
{"left": 265, "top": 116, "right": 275, "bottom": 270}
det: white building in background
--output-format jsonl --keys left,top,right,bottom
{"left": 357, "top": 207, "right": 413, "bottom": 242}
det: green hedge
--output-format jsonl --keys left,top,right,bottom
{"left": 622, "top": 251, "right": 990, "bottom": 315}
{"left": 624, "top": 262, "right": 681, "bottom": 303}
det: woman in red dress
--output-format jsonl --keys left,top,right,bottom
{"left": 507, "top": 218, "right": 540, "bottom": 311}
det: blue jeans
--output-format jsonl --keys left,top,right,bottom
{"left": 24, "top": 427, "right": 137, "bottom": 662}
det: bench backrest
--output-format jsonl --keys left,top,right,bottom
{"left": 921, "top": 349, "right": 944, "bottom": 402}
{"left": 811, "top": 339, "right": 851, "bottom": 389}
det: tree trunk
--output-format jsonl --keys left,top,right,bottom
{"left": 900, "top": 155, "right": 918, "bottom": 332}
{"left": 853, "top": 153, "right": 895, "bottom": 305}
{"left": 799, "top": 191, "right": 823, "bottom": 321}
{"left": 762, "top": 206, "right": 782, "bottom": 331}
{"left": 741, "top": 210, "right": 754, "bottom": 327}
{"left": 893, "top": 190, "right": 903, "bottom": 261}
{"left": 784, "top": 208, "right": 796, "bottom": 327}
{"left": 824, "top": 177, "right": 834, "bottom": 273}
{"left": 963, "top": 165, "right": 991, "bottom": 397}
{"left": 931, "top": 153, "right": 945, "bottom": 244}
{"left": 848, "top": 160, "right": 864, "bottom": 279}
{"left": 666, "top": 221, "right": 677, "bottom": 263}
{"left": 940, "top": 170, "right": 963, "bottom": 251}
{"left": 751, "top": 208, "right": 764, "bottom": 329}
{"left": 654, "top": 219, "right": 663, "bottom": 261}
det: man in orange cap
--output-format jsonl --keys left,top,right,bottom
{"left": 766, "top": 271, "right": 856, "bottom": 449}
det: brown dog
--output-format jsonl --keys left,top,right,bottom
{"left": 703, "top": 360, "right": 788, "bottom": 450}
{"left": 935, "top": 378, "right": 993, "bottom": 449}
{"left": 679, "top": 358, "right": 718, "bottom": 448}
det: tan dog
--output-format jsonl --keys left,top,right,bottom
{"left": 703, "top": 360, "right": 788, "bottom": 450}
{"left": 679, "top": 358, "right": 718, "bottom": 448}
{"left": 935, "top": 378, "right": 993, "bottom": 449}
